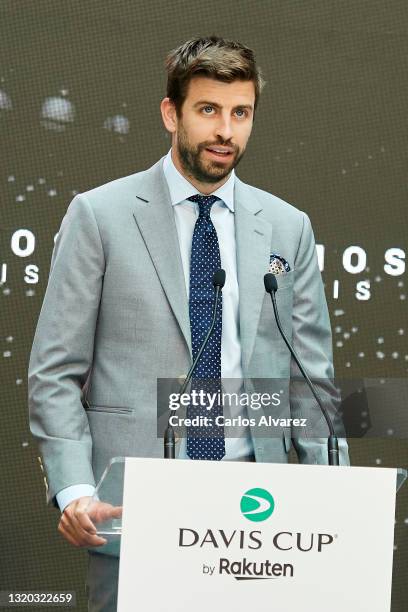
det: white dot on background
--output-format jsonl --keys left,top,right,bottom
{"left": 334, "top": 309, "right": 345, "bottom": 316}
{"left": 398, "top": 281, "right": 404, "bottom": 288}
{"left": 25, "top": 289, "right": 35, "bottom": 296}
{"left": 336, "top": 341, "right": 343, "bottom": 348}
{"left": 377, "top": 337, "right": 384, "bottom": 344}
{"left": 352, "top": 326, "right": 358, "bottom": 333}
{"left": 404, "top": 518, "right": 408, "bottom": 525}
{"left": 3, "top": 288, "right": 11, "bottom": 295}
{"left": 387, "top": 428, "right": 394, "bottom": 436}
{"left": 22, "top": 441, "right": 29, "bottom": 448}
{"left": 8, "top": 175, "right": 15, "bottom": 182}
{"left": 358, "top": 352, "right": 365, "bottom": 358}
{"left": 375, "top": 458, "right": 382, "bottom": 465}
{"left": 6, "top": 336, "right": 13, "bottom": 342}
{"left": 398, "top": 329, "right": 404, "bottom": 335}
{"left": 400, "top": 294, "right": 406, "bottom": 300}
{"left": 335, "top": 326, "right": 342, "bottom": 333}
{"left": 16, "top": 379, "right": 22, "bottom": 385}
{"left": 374, "top": 276, "right": 381, "bottom": 282}
{"left": 26, "top": 185, "right": 34, "bottom": 192}
{"left": 343, "top": 332, "right": 350, "bottom": 339}
{"left": 16, "top": 194, "right": 25, "bottom": 202}
{"left": 345, "top": 362, "right": 351, "bottom": 367}
{"left": 392, "top": 352, "right": 399, "bottom": 359}
{"left": 376, "top": 351, "right": 385, "bottom": 359}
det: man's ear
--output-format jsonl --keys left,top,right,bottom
{"left": 160, "top": 97, "right": 177, "bottom": 134}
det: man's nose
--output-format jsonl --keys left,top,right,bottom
{"left": 215, "top": 113, "right": 234, "bottom": 142}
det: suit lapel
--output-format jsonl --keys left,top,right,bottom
{"left": 132, "top": 157, "right": 192, "bottom": 358}
{"left": 234, "top": 177, "right": 272, "bottom": 372}
{"left": 131, "top": 159, "right": 272, "bottom": 369}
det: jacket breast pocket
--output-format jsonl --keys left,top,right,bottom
{"left": 275, "top": 269, "right": 294, "bottom": 291}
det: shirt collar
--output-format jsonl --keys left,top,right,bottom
{"left": 162, "top": 148, "right": 235, "bottom": 212}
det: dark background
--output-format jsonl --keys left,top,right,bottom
{"left": 0, "top": 1, "right": 407, "bottom": 610}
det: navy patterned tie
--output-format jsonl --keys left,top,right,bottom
{"left": 186, "top": 194, "right": 225, "bottom": 460}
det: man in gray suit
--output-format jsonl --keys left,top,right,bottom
{"left": 28, "top": 35, "right": 348, "bottom": 611}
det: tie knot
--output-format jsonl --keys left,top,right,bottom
{"left": 188, "top": 194, "right": 220, "bottom": 218}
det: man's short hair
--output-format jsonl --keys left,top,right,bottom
{"left": 165, "top": 35, "right": 266, "bottom": 118}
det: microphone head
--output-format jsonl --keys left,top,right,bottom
{"left": 213, "top": 268, "right": 226, "bottom": 289}
{"left": 264, "top": 273, "right": 278, "bottom": 294}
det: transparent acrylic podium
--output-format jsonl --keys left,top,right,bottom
{"left": 91, "top": 457, "right": 125, "bottom": 537}
{"left": 87, "top": 456, "right": 407, "bottom": 540}
{"left": 85, "top": 457, "right": 125, "bottom": 539}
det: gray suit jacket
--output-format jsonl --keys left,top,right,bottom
{"left": 28, "top": 155, "right": 349, "bottom": 509}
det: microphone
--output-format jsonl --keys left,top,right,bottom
{"left": 164, "top": 269, "right": 226, "bottom": 458}
{"left": 264, "top": 272, "right": 340, "bottom": 466}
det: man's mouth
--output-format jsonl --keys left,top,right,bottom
{"left": 205, "top": 147, "right": 234, "bottom": 159}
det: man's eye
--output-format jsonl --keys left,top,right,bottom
{"left": 201, "top": 106, "right": 247, "bottom": 117}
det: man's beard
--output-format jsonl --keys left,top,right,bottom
{"left": 176, "top": 122, "right": 245, "bottom": 184}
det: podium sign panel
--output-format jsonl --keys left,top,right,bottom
{"left": 118, "top": 458, "right": 396, "bottom": 612}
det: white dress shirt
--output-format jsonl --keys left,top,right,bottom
{"left": 56, "top": 149, "right": 253, "bottom": 512}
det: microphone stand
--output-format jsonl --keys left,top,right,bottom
{"left": 164, "top": 270, "right": 225, "bottom": 458}
{"left": 264, "top": 273, "right": 340, "bottom": 466}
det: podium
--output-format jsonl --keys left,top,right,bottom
{"left": 88, "top": 458, "right": 406, "bottom": 612}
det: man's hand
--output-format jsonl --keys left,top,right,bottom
{"left": 58, "top": 496, "right": 122, "bottom": 548}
